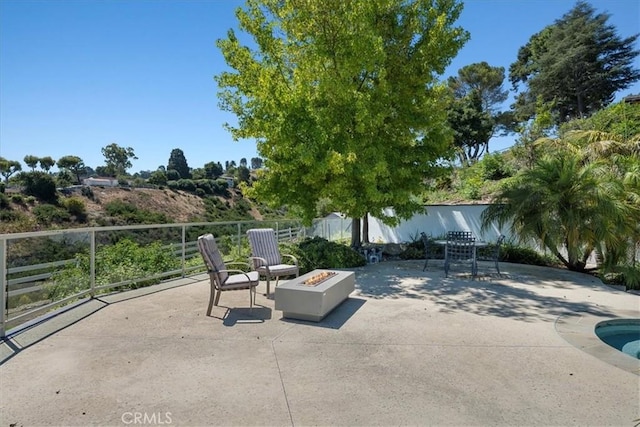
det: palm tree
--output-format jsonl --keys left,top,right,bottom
{"left": 482, "top": 133, "right": 639, "bottom": 272}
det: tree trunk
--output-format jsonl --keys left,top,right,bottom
{"left": 362, "top": 213, "right": 369, "bottom": 244}
{"left": 351, "top": 217, "right": 361, "bottom": 248}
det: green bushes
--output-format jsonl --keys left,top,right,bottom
{"left": 61, "top": 197, "right": 87, "bottom": 220}
{"left": 601, "top": 265, "right": 640, "bottom": 291}
{"left": 282, "top": 237, "right": 366, "bottom": 274}
{"left": 0, "top": 192, "right": 9, "bottom": 209}
{"left": 46, "top": 238, "right": 181, "bottom": 300}
{"left": 104, "top": 200, "right": 171, "bottom": 224}
{"left": 493, "top": 243, "right": 557, "bottom": 266}
{"left": 18, "top": 171, "right": 58, "bottom": 203}
{"left": 33, "top": 204, "right": 71, "bottom": 225}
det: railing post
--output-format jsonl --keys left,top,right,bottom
{"left": 90, "top": 230, "right": 96, "bottom": 298}
{"left": 237, "top": 223, "right": 242, "bottom": 258}
{"left": 181, "top": 225, "right": 187, "bottom": 277}
{"left": 0, "top": 238, "right": 7, "bottom": 339}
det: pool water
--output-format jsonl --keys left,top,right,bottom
{"left": 595, "top": 319, "right": 640, "bottom": 359}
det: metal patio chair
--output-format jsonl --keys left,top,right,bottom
{"left": 197, "top": 233, "right": 259, "bottom": 315}
{"left": 246, "top": 228, "right": 299, "bottom": 295}
{"left": 478, "top": 234, "right": 506, "bottom": 275}
{"left": 421, "top": 232, "right": 434, "bottom": 271}
{"left": 444, "top": 232, "right": 477, "bottom": 277}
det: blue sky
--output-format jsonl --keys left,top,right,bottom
{"left": 1, "top": 0, "right": 639, "bottom": 174}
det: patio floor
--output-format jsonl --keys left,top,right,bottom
{"left": 1, "top": 260, "right": 639, "bottom": 426}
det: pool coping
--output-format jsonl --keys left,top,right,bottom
{"left": 555, "top": 310, "right": 640, "bottom": 375}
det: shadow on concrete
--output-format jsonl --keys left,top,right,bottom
{"left": 353, "top": 261, "right": 618, "bottom": 322}
{"left": 212, "top": 305, "right": 273, "bottom": 326}
{"left": 279, "top": 297, "right": 367, "bottom": 330}
{"left": 1, "top": 298, "right": 108, "bottom": 365}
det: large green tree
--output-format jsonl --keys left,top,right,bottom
{"left": 0, "top": 157, "right": 22, "bottom": 183}
{"left": 39, "top": 156, "right": 56, "bottom": 172}
{"left": 447, "top": 62, "right": 509, "bottom": 163}
{"left": 57, "top": 155, "right": 86, "bottom": 184}
{"left": 101, "top": 143, "right": 137, "bottom": 177}
{"left": 216, "top": 0, "right": 468, "bottom": 245}
{"left": 167, "top": 148, "right": 191, "bottom": 179}
{"left": 509, "top": 1, "right": 639, "bottom": 124}
{"left": 447, "top": 90, "right": 494, "bottom": 165}
{"left": 24, "top": 155, "right": 40, "bottom": 171}
{"left": 204, "top": 161, "right": 224, "bottom": 179}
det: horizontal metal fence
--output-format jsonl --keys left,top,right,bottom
{"left": 0, "top": 219, "right": 307, "bottom": 338}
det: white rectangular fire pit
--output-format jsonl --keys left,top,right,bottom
{"left": 274, "top": 269, "right": 355, "bottom": 322}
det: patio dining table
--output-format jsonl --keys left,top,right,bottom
{"left": 433, "top": 240, "right": 489, "bottom": 249}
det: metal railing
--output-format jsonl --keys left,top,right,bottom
{"left": 0, "top": 219, "right": 306, "bottom": 338}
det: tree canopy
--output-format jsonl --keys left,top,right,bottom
{"left": 101, "top": 143, "right": 137, "bottom": 177}
{"left": 509, "top": 1, "right": 640, "bottom": 124}
{"left": 57, "top": 155, "right": 86, "bottom": 184}
{"left": 216, "top": 0, "right": 468, "bottom": 239}
{"left": 167, "top": 148, "right": 191, "bottom": 179}
{"left": 447, "top": 62, "right": 508, "bottom": 164}
{"left": 0, "top": 157, "right": 22, "bottom": 183}
{"left": 24, "top": 155, "right": 40, "bottom": 171}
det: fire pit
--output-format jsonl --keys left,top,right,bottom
{"left": 275, "top": 269, "right": 355, "bottom": 322}
{"left": 303, "top": 271, "right": 337, "bottom": 286}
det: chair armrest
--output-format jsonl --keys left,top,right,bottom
{"left": 219, "top": 269, "right": 257, "bottom": 282}
{"left": 282, "top": 253, "right": 299, "bottom": 266}
{"left": 248, "top": 256, "right": 268, "bottom": 269}
{"left": 226, "top": 261, "right": 252, "bottom": 271}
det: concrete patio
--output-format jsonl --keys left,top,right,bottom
{"left": 1, "top": 260, "right": 638, "bottom": 426}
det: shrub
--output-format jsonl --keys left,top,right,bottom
{"left": 45, "top": 238, "right": 181, "bottom": 300}
{"left": 104, "top": 200, "right": 170, "bottom": 224}
{"left": 19, "top": 171, "right": 58, "bottom": 203}
{"left": 62, "top": 197, "right": 87, "bottom": 219}
{"left": 282, "top": 237, "right": 366, "bottom": 274}
{"left": 478, "top": 152, "right": 513, "bottom": 181}
{"left": 148, "top": 170, "right": 167, "bottom": 186}
{"left": 10, "top": 193, "right": 24, "bottom": 204}
{"left": 81, "top": 186, "right": 95, "bottom": 200}
{"left": 602, "top": 265, "right": 640, "bottom": 291}
{"left": 33, "top": 204, "right": 71, "bottom": 225}
{"left": 0, "top": 193, "right": 10, "bottom": 209}
{"left": 499, "top": 243, "right": 557, "bottom": 266}
{"left": 176, "top": 179, "right": 196, "bottom": 192}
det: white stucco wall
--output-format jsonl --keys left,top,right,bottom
{"left": 312, "top": 205, "right": 511, "bottom": 244}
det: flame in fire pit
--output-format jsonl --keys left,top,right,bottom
{"left": 303, "top": 271, "right": 337, "bottom": 286}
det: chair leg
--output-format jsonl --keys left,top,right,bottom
{"left": 214, "top": 289, "right": 221, "bottom": 306}
{"left": 207, "top": 288, "right": 216, "bottom": 316}
{"left": 266, "top": 277, "right": 271, "bottom": 296}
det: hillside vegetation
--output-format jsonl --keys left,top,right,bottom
{"left": 0, "top": 185, "right": 278, "bottom": 234}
